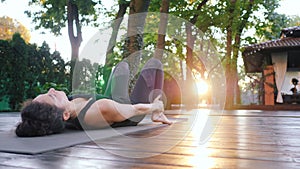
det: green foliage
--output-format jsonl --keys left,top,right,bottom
{"left": 255, "top": 12, "right": 291, "bottom": 41}
{"left": 34, "top": 82, "right": 69, "bottom": 94}
{"left": 25, "top": 0, "right": 104, "bottom": 36}
{"left": 72, "top": 58, "right": 102, "bottom": 94}
{"left": 95, "top": 65, "right": 106, "bottom": 94}
{"left": 6, "top": 33, "right": 28, "bottom": 110}
{"left": 0, "top": 33, "right": 68, "bottom": 110}
{"left": 0, "top": 39, "right": 11, "bottom": 102}
{"left": 288, "top": 15, "right": 300, "bottom": 27}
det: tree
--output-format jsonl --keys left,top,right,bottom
{"left": 5, "top": 33, "right": 29, "bottom": 109}
{"left": 223, "top": 0, "right": 256, "bottom": 108}
{"left": 0, "top": 16, "right": 31, "bottom": 43}
{"left": 72, "top": 58, "right": 100, "bottom": 94}
{"left": 288, "top": 15, "right": 300, "bottom": 27}
{"left": 184, "top": 0, "right": 209, "bottom": 106}
{"left": 25, "top": 0, "right": 101, "bottom": 80}
{"left": 103, "top": 0, "right": 130, "bottom": 91}
{"left": 23, "top": 41, "right": 68, "bottom": 99}
{"left": 0, "top": 39, "right": 11, "bottom": 103}
{"left": 26, "top": 0, "right": 103, "bottom": 60}
{"left": 0, "top": 32, "right": 68, "bottom": 110}
{"left": 153, "top": 0, "right": 170, "bottom": 60}
{"left": 115, "top": 0, "right": 151, "bottom": 91}
{"left": 200, "top": 0, "right": 281, "bottom": 109}
{"left": 25, "top": 0, "right": 104, "bottom": 90}
{"left": 254, "top": 6, "right": 290, "bottom": 41}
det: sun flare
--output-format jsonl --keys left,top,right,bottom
{"left": 196, "top": 79, "right": 209, "bottom": 95}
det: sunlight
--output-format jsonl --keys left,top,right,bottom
{"left": 187, "top": 110, "right": 216, "bottom": 168}
{"left": 187, "top": 147, "right": 216, "bottom": 169}
{"left": 196, "top": 79, "right": 209, "bottom": 95}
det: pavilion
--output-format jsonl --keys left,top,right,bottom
{"left": 242, "top": 26, "right": 300, "bottom": 106}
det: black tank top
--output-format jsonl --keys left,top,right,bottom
{"left": 65, "top": 95, "right": 141, "bottom": 130}
{"left": 65, "top": 98, "right": 96, "bottom": 130}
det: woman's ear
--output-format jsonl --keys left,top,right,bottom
{"left": 63, "top": 111, "right": 70, "bottom": 121}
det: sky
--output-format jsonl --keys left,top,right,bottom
{"left": 0, "top": 0, "right": 300, "bottom": 61}
{"left": 0, "top": 0, "right": 113, "bottom": 61}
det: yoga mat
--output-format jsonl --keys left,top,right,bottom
{"left": 0, "top": 117, "right": 185, "bottom": 155}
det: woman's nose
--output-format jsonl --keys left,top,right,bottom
{"left": 48, "top": 88, "right": 55, "bottom": 93}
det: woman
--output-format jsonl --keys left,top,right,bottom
{"left": 16, "top": 58, "right": 172, "bottom": 137}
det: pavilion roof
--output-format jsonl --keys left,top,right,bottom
{"left": 242, "top": 26, "right": 300, "bottom": 73}
{"left": 243, "top": 37, "right": 300, "bottom": 57}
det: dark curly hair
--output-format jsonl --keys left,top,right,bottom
{"left": 15, "top": 101, "right": 65, "bottom": 137}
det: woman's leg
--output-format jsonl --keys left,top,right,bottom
{"left": 104, "top": 61, "right": 131, "bottom": 104}
{"left": 128, "top": 58, "right": 164, "bottom": 123}
{"left": 109, "top": 58, "right": 170, "bottom": 127}
{"left": 130, "top": 57, "right": 164, "bottom": 104}
{"left": 105, "top": 61, "right": 139, "bottom": 128}
{"left": 105, "top": 58, "right": 163, "bottom": 104}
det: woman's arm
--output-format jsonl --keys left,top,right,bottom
{"left": 98, "top": 95, "right": 164, "bottom": 122}
{"left": 83, "top": 96, "right": 169, "bottom": 127}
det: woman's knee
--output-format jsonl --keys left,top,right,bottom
{"left": 143, "top": 58, "right": 163, "bottom": 70}
{"left": 113, "top": 61, "right": 129, "bottom": 76}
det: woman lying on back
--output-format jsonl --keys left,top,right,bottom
{"left": 16, "top": 58, "right": 172, "bottom": 137}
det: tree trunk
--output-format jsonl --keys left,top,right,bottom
{"left": 103, "top": 0, "right": 130, "bottom": 92}
{"left": 185, "top": 23, "right": 197, "bottom": 108}
{"left": 105, "top": 1, "right": 130, "bottom": 65}
{"left": 184, "top": 0, "right": 209, "bottom": 108}
{"left": 188, "top": 0, "right": 208, "bottom": 77}
{"left": 224, "top": 0, "right": 236, "bottom": 109}
{"left": 67, "top": 1, "right": 83, "bottom": 90}
{"left": 67, "top": 1, "right": 82, "bottom": 61}
{"left": 154, "top": 0, "right": 170, "bottom": 60}
{"left": 233, "top": 34, "right": 241, "bottom": 104}
{"left": 225, "top": 29, "right": 234, "bottom": 109}
{"left": 123, "top": 0, "right": 151, "bottom": 91}
{"left": 231, "top": 0, "right": 254, "bottom": 105}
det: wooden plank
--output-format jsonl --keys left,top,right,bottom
{"left": 2, "top": 110, "right": 300, "bottom": 169}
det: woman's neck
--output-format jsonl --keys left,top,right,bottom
{"left": 69, "top": 98, "right": 90, "bottom": 118}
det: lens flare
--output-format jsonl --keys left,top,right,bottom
{"left": 196, "top": 79, "right": 209, "bottom": 95}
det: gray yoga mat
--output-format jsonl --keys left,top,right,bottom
{"left": 0, "top": 122, "right": 167, "bottom": 155}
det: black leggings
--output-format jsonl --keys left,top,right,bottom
{"left": 106, "top": 58, "right": 164, "bottom": 127}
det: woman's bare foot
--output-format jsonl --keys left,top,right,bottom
{"left": 151, "top": 95, "right": 172, "bottom": 125}
{"left": 151, "top": 111, "right": 173, "bottom": 125}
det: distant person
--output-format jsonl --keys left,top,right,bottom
{"left": 290, "top": 78, "right": 299, "bottom": 94}
{"left": 16, "top": 58, "right": 172, "bottom": 137}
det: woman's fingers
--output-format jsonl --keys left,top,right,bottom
{"left": 151, "top": 96, "right": 164, "bottom": 112}
{"left": 153, "top": 95, "right": 162, "bottom": 102}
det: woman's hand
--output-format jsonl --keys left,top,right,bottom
{"left": 151, "top": 95, "right": 172, "bottom": 125}
{"left": 151, "top": 95, "right": 164, "bottom": 112}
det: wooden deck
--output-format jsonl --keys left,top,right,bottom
{"left": 1, "top": 109, "right": 300, "bottom": 169}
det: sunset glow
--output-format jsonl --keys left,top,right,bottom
{"left": 196, "top": 79, "right": 209, "bottom": 95}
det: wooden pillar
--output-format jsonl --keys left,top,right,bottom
{"left": 264, "top": 65, "right": 275, "bottom": 105}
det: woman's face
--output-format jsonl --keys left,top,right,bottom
{"left": 33, "top": 88, "right": 69, "bottom": 109}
